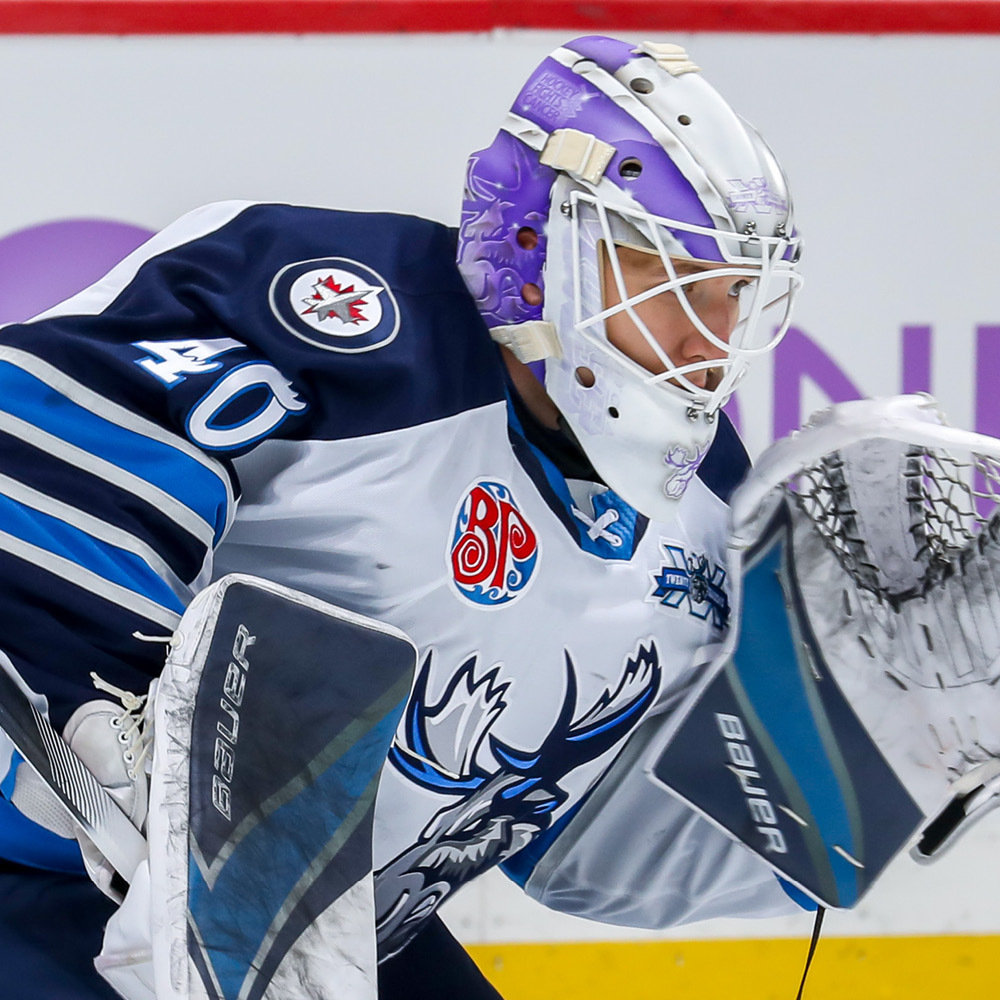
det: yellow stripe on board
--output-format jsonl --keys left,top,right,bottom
{"left": 467, "top": 935, "right": 1000, "bottom": 1000}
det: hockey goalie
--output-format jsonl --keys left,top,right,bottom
{"left": 7, "top": 393, "right": 1000, "bottom": 1000}
{"left": 1, "top": 32, "right": 999, "bottom": 1000}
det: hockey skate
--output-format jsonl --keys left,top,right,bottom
{"left": 63, "top": 673, "right": 155, "bottom": 901}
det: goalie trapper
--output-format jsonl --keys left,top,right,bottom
{"left": 649, "top": 395, "right": 1000, "bottom": 908}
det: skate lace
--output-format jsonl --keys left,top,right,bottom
{"left": 89, "top": 672, "right": 154, "bottom": 781}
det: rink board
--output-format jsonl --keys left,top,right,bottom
{"left": 466, "top": 935, "right": 1000, "bottom": 1000}
{"left": 443, "top": 819, "right": 1000, "bottom": 998}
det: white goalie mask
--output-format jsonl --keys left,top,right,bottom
{"left": 458, "top": 37, "right": 803, "bottom": 521}
{"left": 543, "top": 174, "right": 801, "bottom": 518}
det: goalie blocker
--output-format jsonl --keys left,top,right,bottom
{"left": 100, "top": 574, "right": 416, "bottom": 1000}
{"left": 649, "top": 395, "right": 1000, "bottom": 909}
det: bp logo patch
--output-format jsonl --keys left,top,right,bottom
{"left": 449, "top": 480, "right": 539, "bottom": 607}
{"left": 268, "top": 257, "right": 400, "bottom": 352}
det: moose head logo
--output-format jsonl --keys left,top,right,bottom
{"left": 375, "top": 642, "right": 661, "bottom": 952}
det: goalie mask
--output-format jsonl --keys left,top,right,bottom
{"left": 457, "top": 35, "right": 803, "bottom": 519}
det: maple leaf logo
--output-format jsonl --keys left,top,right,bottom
{"left": 301, "top": 275, "right": 382, "bottom": 324}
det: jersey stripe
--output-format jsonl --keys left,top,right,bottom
{"left": 0, "top": 408, "right": 215, "bottom": 549}
{"left": 0, "top": 429, "right": 210, "bottom": 587}
{"left": 0, "top": 490, "right": 189, "bottom": 614}
{"left": 0, "top": 346, "right": 233, "bottom": 493}
{"left": 0, "top": 530, "right": 181, "bottom": 629}
{"left": 0, "top": 351, "right": 232, "bottom": 542}
{"left": 0, "top": 471, "right": 191, "bottom": 602}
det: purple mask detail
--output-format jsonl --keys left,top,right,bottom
{"left": 514, "top": 57, "right": 719, "bottom": 256}
{"left": 562, "top": 35, "right": 638, "bottom": 73}
{"left": 513, "top": 57, "right": 593, "bottom": 133}
{"left": 608, "top": 138, "right": 719, "bottom": 260}
{"left": 458, "top": 40, "right": 724, "bottom": 327}
{"left": 457, "top": 35, "right": 798, "bottom": 338}
{"left": 457, "top": 130, "right": 554, "bottom": 329}
{"left": 519, "top": 68, "right": 589, "bottom": 125}
{"left": 0, "top": 219, "right": 154, "bottom": 325}
{"left": 663, "top": 440, "right": 711, "bottom": 499}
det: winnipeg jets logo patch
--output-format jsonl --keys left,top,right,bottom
{"left": 301, "top": 273, "right": 382, "bottom": 326}
{"left": 268, "top": 257, "right": 400, "bottom": 352}
{"left": 449, "top": 480, "right": 539, "bottom": 608}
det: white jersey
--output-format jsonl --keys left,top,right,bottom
{"left": 0, "top": 201, "right": 794, "bottom": 950}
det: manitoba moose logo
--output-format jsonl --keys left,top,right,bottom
{"left": 725, "top": 177, "right": 788, "bottom": 215}
{"left": 648, "top": 541, "right": 729, "bottom": 629}
{"left": 268, "top": 257, "right": 400, "bottom": 352}
{"left": 378, "top": 641, "right": 661, "bottom": 951}
{"left": 449, "top": 480, "right": 539, "bottom": 607}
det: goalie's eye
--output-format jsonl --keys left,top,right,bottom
{"left": 728, "top": 278, "right": 756, "bottom": 299}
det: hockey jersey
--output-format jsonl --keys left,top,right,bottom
{"left": 0, "top": 201, "right": 793, "bottom": 950}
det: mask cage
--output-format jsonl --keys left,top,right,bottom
{"left": 568, "top": 190, "right": 803, "bottom": 414}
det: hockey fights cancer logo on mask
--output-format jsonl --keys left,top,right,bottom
{"left": 725, "top": 177, "right": 789, "bottom": 216}
{"left": 268, "top": 257, "right": 400, "bottom": 352}
{"left": 449, "top": 480, "right": 539, "bottom": 607}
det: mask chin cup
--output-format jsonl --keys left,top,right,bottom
{"left": 543, "top": 346, "right": 720, "bottom": 518}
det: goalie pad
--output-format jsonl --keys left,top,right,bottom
{"left": 101, "top": 574, "right": 416, "bottom": 1000}
{"left": 649, "top": 395, "right": 1000, "bottom": 909}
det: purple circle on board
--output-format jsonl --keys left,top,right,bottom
{"left": 0, "top": 219, "right": 155, "bottom": 325}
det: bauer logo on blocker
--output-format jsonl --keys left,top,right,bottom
{"left": 269, "top": 257, "right": 400, "bottom": 352}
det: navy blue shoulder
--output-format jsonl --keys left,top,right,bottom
{"left": 5, "top": 203, "right": 505, "bottom": 453}
{"left": 228, "top": 205, "right": 507, "bottom": 441}
{"left": 696, "top": 411, "right": 750, "bottom": 504}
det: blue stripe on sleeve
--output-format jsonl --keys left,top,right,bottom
{"left": 0, "top": 492, "right": 186, "bottom": 615}
{"left": 0, "top": 362, "right": 229, "bottom": 544}
{"left": 0, "top": 430, "right": 209, "bottom": 586}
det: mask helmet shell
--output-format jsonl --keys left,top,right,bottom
{"left": 457, "top": 36, "right": 801, "bottom": 519}
{"left": 458, "top": 129, "right": 555, "bottom": 330}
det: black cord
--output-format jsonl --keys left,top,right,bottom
{"left": 794, "top": 906, "right": 826, "bottom": 1000}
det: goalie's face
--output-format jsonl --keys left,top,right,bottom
{"left": 600, "top": 244, "right": 752, "bottom": 393}
{"left": 528, "top": 194, "right": 799, "bottom": 519}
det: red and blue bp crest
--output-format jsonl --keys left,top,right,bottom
{"left": 449, "top": 481, "right": 539, "bottom": 607}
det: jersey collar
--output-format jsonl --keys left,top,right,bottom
{"left": 504, "top": 386, "right": 649, "bottom": 560}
